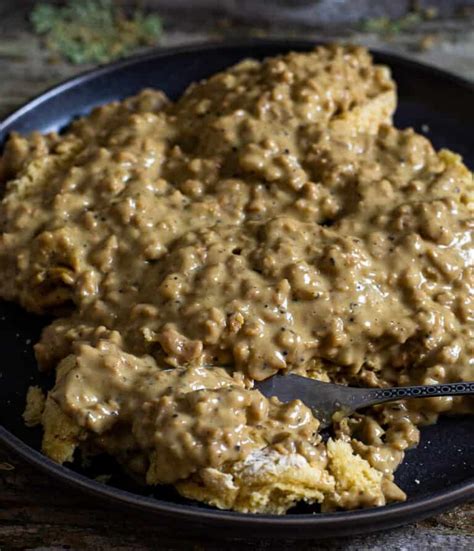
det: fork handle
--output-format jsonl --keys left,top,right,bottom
{"left": 355, "top": 381, "right": 474, "bottom": 409}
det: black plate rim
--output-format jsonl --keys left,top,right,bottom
{"left": 1, "top": 39, "right": 473, "bottom": 537}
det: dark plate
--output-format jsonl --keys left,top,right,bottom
{"left": 0, "top": 40, "right": 473, "bottom": 539}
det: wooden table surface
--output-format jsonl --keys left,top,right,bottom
{"left": 0, "top": 2, "right": 473, "bottom": 549}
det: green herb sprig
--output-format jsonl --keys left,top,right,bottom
{"left": 31, "top": 0, "right": 163, "bottom": 64}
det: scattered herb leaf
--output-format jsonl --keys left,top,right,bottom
{"left": 360, "top": 12, "right": 422, "bottom": 35}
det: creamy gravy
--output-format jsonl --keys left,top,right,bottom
{"left": 1, "top": 45, "right": 472, "bottom": 514}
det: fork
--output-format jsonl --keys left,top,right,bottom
{"left": 255, "top": 374, "right": 474, "bottom": 428}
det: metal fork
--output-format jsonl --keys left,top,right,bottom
{"left": 255, "top": 374, "right": 474, "bottom": 428}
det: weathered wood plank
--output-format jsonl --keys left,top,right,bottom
{"left": 0, "top": 3, "right": 473, "bottom": 120}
